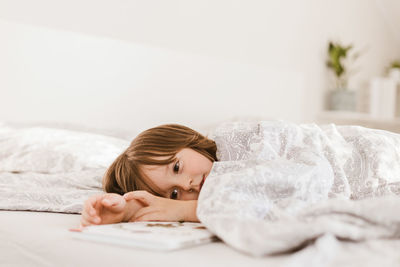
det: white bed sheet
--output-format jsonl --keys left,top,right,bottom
{"left": 2, "top": 211, "right": 400, "bottom": 267}
{"left": 0, "top": 211, "right": 285, "bottom": 267}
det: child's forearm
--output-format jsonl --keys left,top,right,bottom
{"left": 122, "top": 197, "right": 199, "bottom": 223}
{"left": 184, "top": 200, "right": 199, "bottom": 222}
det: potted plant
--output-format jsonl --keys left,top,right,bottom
{"left": 326, "top": 41, "right": 360, "bottom": 111}
{"left": 387, "top": 60, "right": 400, "bottom": 81}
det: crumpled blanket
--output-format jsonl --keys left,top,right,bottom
{"left": 0, "top": 170, "right": 104, "bottom": 213}
{"left": 0, "top": 124, "right": 129, "bottom": 213}
{"left": 197, "top": 121, "right": 400, "bottom": 256}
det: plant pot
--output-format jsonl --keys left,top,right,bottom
{"left": 329, "top": 90, "right": 355, "bottom": 111}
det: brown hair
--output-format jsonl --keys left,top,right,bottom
{"left": 102, "top": 124, "right": 217, "bottom": 196}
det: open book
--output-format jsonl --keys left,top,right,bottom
{"left": 70, "top": 221, "right": 217, "bottom": 251}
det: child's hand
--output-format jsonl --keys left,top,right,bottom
{"left": 123, "top": 191, "right": 199, "bottom": 222}
{"left": 80, "top": 193, "right": 128, "bottom": 228}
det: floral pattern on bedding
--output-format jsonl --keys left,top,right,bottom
{"left": 198, "top": 121, "right": 400, "bottom": 256}
{"left": 0, "top": 170, "right": 104, "bottom": 213}
{"left": 0, "top": 125, "right": 129, "bottom": 213}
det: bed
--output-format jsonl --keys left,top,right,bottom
{"left": 2, "top": 210, "right": 400, "bottom": 267}
{"left": 1, "top": 122, "right": 400, "bottom": 266}
{"left": 1, "top": 211, "right": 286, "bottom": 267}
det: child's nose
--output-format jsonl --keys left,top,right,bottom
{"left": 182, "top": 177, "right": 193, "bottom": 190}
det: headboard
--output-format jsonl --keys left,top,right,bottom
{"left": 0, "top": 19, "right": 305, "bottom": 135}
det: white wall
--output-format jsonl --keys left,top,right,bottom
{"left": 0, "top": 0, "right": 399, "bottom": 132}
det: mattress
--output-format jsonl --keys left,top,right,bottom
{"left": 2, "top": 210, "right": 400, "bottom": 267}
{"left": 0, "top": 211, "right": 288, "bottom": 267}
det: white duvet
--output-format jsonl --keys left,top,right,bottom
{"left": 197, "top": 121, "right": 400, "bottom": 256}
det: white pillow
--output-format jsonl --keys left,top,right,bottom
{"left": 0, "top": 126, "right": 130, "bottom": 173}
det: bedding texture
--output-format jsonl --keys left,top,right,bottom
{"left": 0, "top": 124, "right": 129, "bottom": 213}
{"left": 2, "top": 121, "right": 400, "bottom": 258}
{"left": 197, "top": 121, "right": 400, "bottom": 256}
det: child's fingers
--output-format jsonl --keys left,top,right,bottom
{"left": 124, "top": 191, "right": 154, "bottom": 206}
{"left": 80, "top": 216, "right": 97, "bottom": 228}
{"left": 123, "top": 192, "right": 135, "bottom": 201}
{"left": 102, "top": 194, "right": 122, "bottom": 206}
{"left": 102, "top": 198, "right": 115, "bottom": 206}
{"left": 80, "top": 218, "right": 92, "bottom": 228}
{"left": 79, "top": 220, "right": 88, "bottom": 228}
{"left": 123, "top": 191, "right": 140, "bottom": 201}
{"left": 80, "top": 216, "right": 101, "bottom": 227}
{"left": 81, "top": 211, "right": 101, "bottom": 224}
{"left": 94, "top": 196, "right": 104, "bottom": 217}
{"left": 85, "top": 195, "right": 102, "bottom": 216}
{"left": 85, "top": 214, "right": 101, "bottom": 225}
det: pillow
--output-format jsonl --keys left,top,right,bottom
{"left": 0, "top": 126, "right": 130, "bottom": 173}
{"left": 2, "top": 121, "right": 137, "bottom": 140}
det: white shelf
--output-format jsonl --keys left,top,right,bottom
{"left": 317, "top": 111, "right": 400, "bottom": 133}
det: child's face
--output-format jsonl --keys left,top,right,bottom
{"left": 141, "top": 148, "right": 213, "bottom": 200}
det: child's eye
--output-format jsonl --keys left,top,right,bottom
{"left": 173, "top": 161, "right": 180, "bottom": 173}
{"left": 170, "top": 189, "right": 179, "bottom": 199}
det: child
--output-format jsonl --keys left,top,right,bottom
{"left": 81, "top": 121, "right": 400, "bottom": 228}
{"left": 80, "top": 124, "right": 217, "bottom": 227}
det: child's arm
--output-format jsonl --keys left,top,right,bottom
{"left": 124, "top": 191, "right": 200, "bottom": 222}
